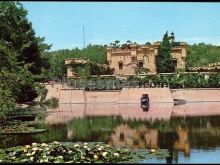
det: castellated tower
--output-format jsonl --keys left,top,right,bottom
{"left": 169, "top": 32, "right": 175, "bottom": 43}
{"left": 106, "top": 35, "right": 187, "bottom": 75}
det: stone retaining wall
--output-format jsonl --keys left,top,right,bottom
{"left": 171, "top": 89, "right": 220, "bottom": 102}
{"left": 45, "top": 85, "right": 174, "bottom": 104}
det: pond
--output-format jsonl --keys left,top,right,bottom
{"left": 1, "top": 103, "right": 220, "bottom": 163}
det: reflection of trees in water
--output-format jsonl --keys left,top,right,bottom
{"left": 189, "top": 130, "right": 220, "bottom": 149}
{"left": 46, "top": 115, "right": 220, "bottom": 163}
{"left": 0, "top": 124, "right": 69, "bottom": 149}
{"left": 64, "top": 115, "right": 220, "bottom": 148}
{"left": 2, "top": 115, "right": 220, "bottom": 156}
{"left": 170, "top": 115, "right": 220, "bottom": 128}
{"left": 0, "top": 135, "right": 20, "bottom": 149}
{"left": 66, "top": 116, "right": 124, "bottom": 142}
{"left": 158, "top": 131, "right": 179, "bottom": 164}
{"left": 33, "top": 124, "right": 68, "bottom": 143}
{"left": 171, "top": 116, "right": 220, "bottom": 149}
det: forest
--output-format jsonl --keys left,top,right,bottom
{"left": 186, "top": 43, "right": 220, "bottom": 68}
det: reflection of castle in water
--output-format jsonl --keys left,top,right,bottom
{"left": 45, "top": 101, "right": 220, "bottom": 125}
{"left": 45, "top": 103, "right": 173, "bottom": 124}
{"left": 174, "top": 127, "right": 190, "bottom": 157}
{"left": 43, "top": 102, "right": 220, "bottom": 163}
{"left": 110, "top": 124, "right": 158, "bottom": 149}
{"left": 109, "top": 124, "right": 190, "bottom": 158}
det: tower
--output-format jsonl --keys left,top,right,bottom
{"left": 169, "top": 32, "right": 175, "bottom": 43}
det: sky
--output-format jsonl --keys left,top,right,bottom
{"left": 22, "top": 2, "right": 220, "bottom": 51}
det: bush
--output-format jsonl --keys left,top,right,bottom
{"left": 126, "top": 73, "right": 220, "bottom": 89}
{"left": 34, "top": 83, "right": 48, "bottom": 103}
{"left": 15, "top": 84, "right": 38, "bottom": 104}
{"left": 44, "top": 97, "right": 59, "bottom": 109}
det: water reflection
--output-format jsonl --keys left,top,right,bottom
{"left": 172, "top": 102, "right": 220, "bottom": 117}
{"left": 1, "top": 103, "right": 220, "bottom": 163}
{"left": 110, "top": 124, "right": 158, "bottom": 149}
{"left": 110, "top": 123, "right": 190, "bottom": 161}
{"left": 174, "top": 127, "right": 190, "bottom": 157}
{"left": 45, "top": 103, "right": 173, "bottom": 124}
{"left": 44, "top": 102, "right": 220, "bottom": 163}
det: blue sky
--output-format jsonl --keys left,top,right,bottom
{"left": 22, "top": 2, "right": 220, "bottom": 51}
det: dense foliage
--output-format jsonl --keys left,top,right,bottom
{"left": 0, "top": 142, "right": 170, "bottom": 163}
{"left": 68, "top": 60, "right": 114, "bottom": 78}
{"left": 0, "top": 2, "right": 50, "bottom": 118}
{"left": 44, "top": 44, "right": 107, "bottom": 78}
{"left": 0, "top": 2, "right": 51, "bottom": 75}
{"left": 156, "top": 32, "right": 175, "bottom": 73}
{"left": 186, "top": 43, "right": 220, "bottom": 68}
{"left": 67, "top": 73, "right": 220, "bottom": 90}
{"left": 126, "top": 73, "right": 220, "bottom": 88}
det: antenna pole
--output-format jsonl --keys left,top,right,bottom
{"left": 83, "top": 25, "right": 85, "bottom": 48}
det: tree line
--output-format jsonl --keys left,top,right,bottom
{"left": 186, "top": 43, "right": 220, "bottom": 68}
{"left": 43, "top": 44, "right": 107, "bottom": 79}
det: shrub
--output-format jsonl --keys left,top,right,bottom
{"left": 44, "top": 97, "right": 59, "bottom": 109}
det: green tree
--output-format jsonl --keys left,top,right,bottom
{"left": 127, "top": 40, "right": 132, "bottom": 44}
{"left": 0, "top": 40, "right": 19, "bottom": 118}
{"left": 0, "top": 2, "right": 51, "bottom": 75}
{"left": 156, "top": 31, "right": 175, "bottom": 73}
{"left": 186, "top": 43, "right": 220, "bottom": 68}
{"left": 114, "top": 40, "right": 120, "bottom": 48}
{"left": 45, "top": 44, "right": 108, "bottom": 78}
{"left": 145, "top": 42, "right": 151, "bottom": 46}
{"left": 0, "top": 2, "right": 50, "bottom": 118}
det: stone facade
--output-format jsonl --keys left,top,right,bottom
{"left": 107, "top": 39, "right": 187, "bottom": 75}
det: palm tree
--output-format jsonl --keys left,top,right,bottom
{"left": 127, "top": 40, "right": 132, "bottom": 45}
{"left": 115, "top": 40, "right": 120, "bottom": 47}
{"left": 112, "top": 43, "right": 116, "bottom": 49}
{"left": 145, "top": 42, "right": 151, "bottom": 46}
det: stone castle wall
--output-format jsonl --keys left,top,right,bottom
{"left": 107, "top": 42, "right": 187, "bottom": 75}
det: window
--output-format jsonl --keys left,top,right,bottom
{"left": 119, "top": 62, "right": 123, "bottom": 70}
{"left": 131, "top": 57, "right": 136, "bottom": 62}
{"left": 172, "top": 58, "right": 177, "bottom": 67}
{"left": 133, "top": 139, "right": 139, "bottom": 146}
{"left": 138, "top": 61, "right": 144, "bottom": 67}
{"left": 119, "top": 132, "right": 124, "bottom": 141}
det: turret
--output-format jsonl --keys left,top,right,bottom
{"left": 169, "top": 32, "right": 175, "bottom": 43}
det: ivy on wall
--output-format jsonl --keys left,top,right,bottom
{"left": 69, "top": 59, "right": 114, "bottom": 78}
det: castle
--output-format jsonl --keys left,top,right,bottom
{"left": 65, "top": 33, "right": 187, "bottom": 78}
{"left": 107, "top": 33, "right": 187, "bottom": 75}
